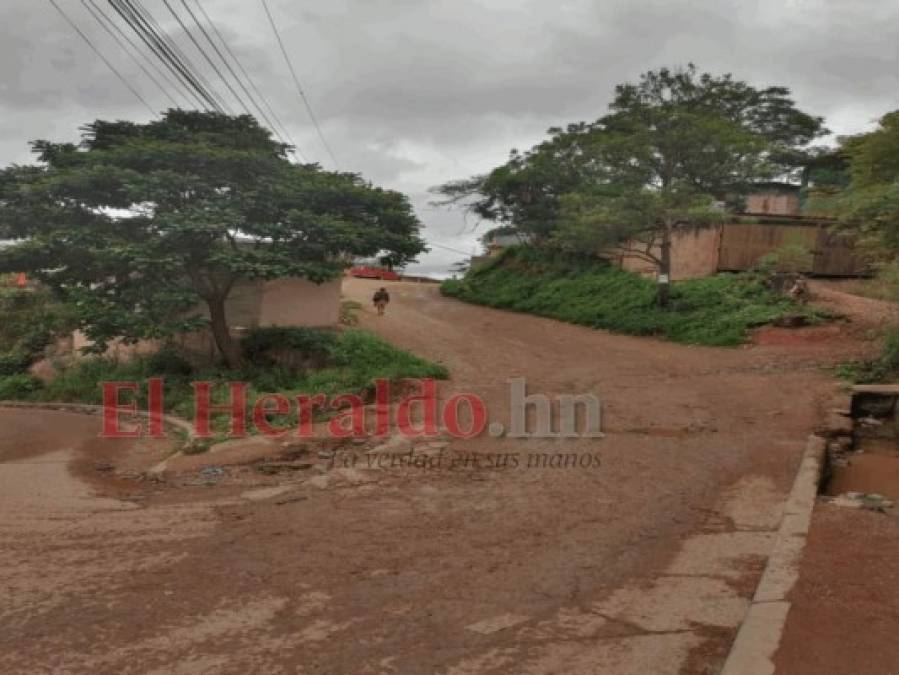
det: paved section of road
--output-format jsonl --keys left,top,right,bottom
{"left": 0, "top": 279, "right": 869, "bottom": 674}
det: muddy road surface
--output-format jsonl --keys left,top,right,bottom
{"left": 0, "top": 279, "right": 870, "bottom": 674}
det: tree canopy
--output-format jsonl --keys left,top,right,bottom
{"left": 435, "top": 65, "right": 826, "bottom": 303}
{"left": 0, "top": 110, "right": 425, "bottom": 367}
{"left": 812, "top": 110, "right": 899, "bottom": 256}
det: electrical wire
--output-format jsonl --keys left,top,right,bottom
{"left": 87, "top": 0, "right": 195, "bottom": 108}
{"left": 81, "top": 0, "right": 181, "bottom": 108}
{"left": 160, "top": 0, "right": 245, "bottom": 115}
{"left": 122, "top": 0, "right": 226, "bottom": 112}
{"left": 192, "top": 0, "right": 306, "bottom": 161}
{"left": 48, "top": 0, "right": 156, "bottom": 116}
{"left": 428, "top": 241, "right": 478, "bottom": 256}
{"left": 260, "top": 0, "right": 340, "bottom": 168}
{"left": 108, "top": 0, "right": 216, "bottom": 111}
{"left": 180, "top": 0, "right": 269, "bottom": 121}
{"left": 131, "top": 0, "right": 230, "bottom": 112}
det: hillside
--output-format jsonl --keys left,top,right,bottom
{"left": 441, "top": 247, "right": 824, "bottom": 346}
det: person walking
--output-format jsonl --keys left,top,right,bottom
{"left": 373, "top": 287, "right": 390, "bottom": 316}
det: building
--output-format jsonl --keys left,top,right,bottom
{"left": 743, "top": 182, "right": 802, "bottom": 217}
{"left": 614, "top": 184, "right": 867, "bottom": 280}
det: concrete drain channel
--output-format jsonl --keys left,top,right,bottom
{"left": 722, "top": 385, "right": 899, "bottom": 674}
{"left": 821, "top": 384, "right": 899, "bottom": 513}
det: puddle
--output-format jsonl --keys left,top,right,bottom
{"left": 827, "top": 450, "right": 899, "bottom": 498}
{"left": 825, "top": 390, "right": 899, "bottom": 501}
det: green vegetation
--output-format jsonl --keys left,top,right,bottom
{"left": 0, "top": 373, "right": 43, "bottom": 399}
{"left": 757, "top": 241, "right": 815, "bottom": 274}
{"left": 435, "top": 65, "right": 825, "bottom": 304}
{"left": 0, "top": 327, "right": 448, "bottom": 430}
{"left": 835, "top": 328, "right": 899, "bottom": 384}
{"left": 0, "top": 284, "right": 74, "bottom": 376}
{"left": 0, "top": 111, "right": 425, "bottom": 369}
{"left": 441, "top": 247, "right": 825, "bottom": 346}
{"left": 809, "top": 110, "right": 899, "bottom": 255}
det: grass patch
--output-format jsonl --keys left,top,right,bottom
{"left": 441, "top": 247, "right": 826, "bottom": 346}
{"left": 0, "top": 328, "right": 449, "bottom": 433}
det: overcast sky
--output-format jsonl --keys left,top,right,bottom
{"left": 2, "top": 0, "right": 898, "bottom": 277}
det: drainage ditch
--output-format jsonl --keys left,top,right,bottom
{"left": 821, "top": 385, "right": 899, "bottom": 512}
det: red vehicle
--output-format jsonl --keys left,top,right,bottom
{"left": 350, "top": 265, "right": 401, "bottom": 281}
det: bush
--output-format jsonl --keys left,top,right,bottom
{"left": 0, "top": 374, "right": 43, "bottom": 399}
{"left": 145, "top": 347, "right": 195, "bottom": 377}
{"left": 0, "top": 350, "right": 33, "bottom": 377}
{"left": 757, "top": 243, "right": 814, "bottom": 274}
{"left": 0, "top": 286, "right": 76, "bottom": 376}
{"left": 18, "top": 330, "right": 449, "bottom": 429}
{"left": 441, "top": 246, "right": 825, "bottom": 346}
{"left": 241, "top": 326, "right": 339, "bottom": 366}
{"left": 837, "top": 326, "right": 899, "bottom": 383}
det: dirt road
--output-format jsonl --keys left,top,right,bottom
{"left": 0, "top": 279, "right": 871, "bottom": 674}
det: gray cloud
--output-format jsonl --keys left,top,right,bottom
{"left": 2, "top": 0, "right": 898, "bottom": 276}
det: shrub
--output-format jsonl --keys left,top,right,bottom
{"left": 145, "top": 347, "right": 195, "bottom": 377}
{"left": 0, "top": 374, "right": 43, "bottom": 399}
{"left": 25, "top": 330, "right": 448, "bottom": 428}
{"left": 0, "top": 350, "right": 33, "bottom": 377}
{"left": 241, "top": 326, "right": 339, "bottom": 366}
{"left": 757, "top": 243, "right": 814, "bottom": 274}
{"left": 303, "top": 329, "right": 449, "bottom": 396}
{"left": 0, "top": 286, "right": 76, "bottom": 375}
{"left": 839, "top": 326, "right": 899, "bottom": 383}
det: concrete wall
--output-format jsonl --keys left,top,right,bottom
{"left": 188, "top": 277, "right": 341, "bottom": 329}
{"left": 73, "top": 276, "right": 342, "bottom": 362}
{"left": 257, "top": 277, "right": 341, "bottom": 328}
{"left": 616, "top": 225, "right": 722, "bottom": 281}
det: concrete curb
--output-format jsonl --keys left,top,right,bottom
{"left": 0, "top": 400, "right": 195, "bottom": 472}
{"left": 720, "top": 434, "right": 827, "bottom": 675}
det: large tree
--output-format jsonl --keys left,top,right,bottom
{"left": 436, "top": 65, "right": 826, "bottom": 304}
{"left": 0, "top": 110, "right": 425, "bottom": 368}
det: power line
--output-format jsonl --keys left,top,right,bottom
{"left": 131, "top": 0, "right": 230, "bottom": 112}
{"left": 122, "top": 0, "right": 226, "bottom": 112}
{"left": 179, "top": 0, "right": 279, "bottom": 132}
{"left": 47, "top": 0, "right": 156, "bottom": 116}
{"left": 260, "top": 0, "right": 340, "bottom": 169}
{"left": 86, "top": 0, "right": 195, "bottom": 109}
{"left": 192, "top": 0, "right": 307, "bottom": 161}
{"left": 428, "top": 241, "right": 478, "bottom": 256}
{"left": 108, "top": 0, "right": 216, "bottom": 111}
{"left": 81, "top": 0, "right": 181, "bottom": 108}
{"left": 160, "top": 0, "right": 245, "bottom": 115}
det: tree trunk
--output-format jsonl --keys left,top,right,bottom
{"left": 207, "top": 296, "right": 242, "bottom": 369}
{"left": 658, "top": 225, "right": 672, "bottom": 308}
